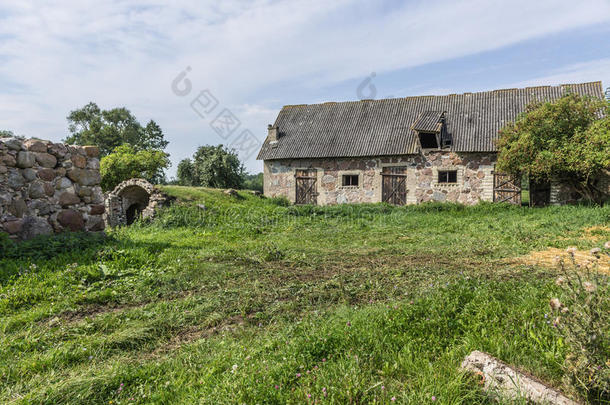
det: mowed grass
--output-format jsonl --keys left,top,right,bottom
{"left": 1, "top": 186, "right": 609, "bottom": 404}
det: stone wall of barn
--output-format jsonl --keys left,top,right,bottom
{"left": 550, "top": 173, "right": 610, "bottom": 205}
{"left": 0, "top": 137, "right": 105, "bottom": 239}
{"left": 263, "top": 151, "right": 496, "bottom": 205}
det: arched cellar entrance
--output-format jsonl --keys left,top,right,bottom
{"left": 104, "top": 179, "right": 172, "bottom": 227}
{"left": 120, "top": 185, "right": 150, "bottom": 225}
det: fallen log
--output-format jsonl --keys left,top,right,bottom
{"left": 461, "top": 350, "right": 580, "bottom": 405}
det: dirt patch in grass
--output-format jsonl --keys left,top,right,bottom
{"left": 144, "top": 315, "right": 247, "bottom": 359}
{"left": 260, "top": 250, "right": 536, "bottom": 288}
{"left": 46, "top": 290, "right": 197, "bottom": 325}
{"left": 508, "top": 248, "right": 609, "bottom": 274}
{"left": 52, "top": 303, "right": 138, "bottom": 324}
{"left": 253, "top": 253, "right": 451, "bottom": 288}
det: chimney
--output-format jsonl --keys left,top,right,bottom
{"left": 267, "top": 124, "right": 279, "bottom": 142}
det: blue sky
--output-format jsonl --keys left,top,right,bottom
{"left": 1, "top": 0, "right": 609, "bottom": 176}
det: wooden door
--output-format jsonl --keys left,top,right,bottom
{"left": 381, "top": 166, "right": 407, "bottom": 205}
{"left": 493, "top": 173, "right": 521, "bottom": 205}
{"left": 295, "top": 169, "right": 317, "bottom": 205}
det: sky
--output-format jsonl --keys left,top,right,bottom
{"left": 1, "top": 0, "right": 610, "bottom": 177}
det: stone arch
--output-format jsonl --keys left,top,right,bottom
{"left": 104, "top": 178, "right": 171, "bottom": 227}
{"left": 121, "top": 185, "right": 150, "bottom": 224}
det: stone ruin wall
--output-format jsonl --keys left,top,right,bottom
{"left": 263, "top": 152, "right": 496, "bottom": 206}
{"left": 0, "top": 137, "right": 105, "bottom": 239}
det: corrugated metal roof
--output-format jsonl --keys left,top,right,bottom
{"left": 257, "top": 81, "right": 604, "bottom": 160}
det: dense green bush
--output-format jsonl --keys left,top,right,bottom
{"left": 100, "top": 144, "right": 170, "bottom": 191}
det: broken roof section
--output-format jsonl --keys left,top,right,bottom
{"left": 411, "top": 110, "right": 445, "bottom": 133}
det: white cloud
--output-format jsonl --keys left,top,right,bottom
{"left": 0, "top": 0, "right": 609, "bottom": 174}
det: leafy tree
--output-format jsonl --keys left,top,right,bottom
{"left": 242, "top": 172, "right": 263, "bottom": 192}
{"left": 176, "top": 145, "right": 244, "bottom": 189}
{"left": 496, "top": 93, "right": 610, "bottom": 204}
{"left": 100, "top": 144, "right": 170, "bottom": 191}
{"left": 176, "top": 158, "right": 196, "bottom": 186}
{"left": 140, "top": 120, "right": 168, "bottom": 151}
{"left": 65, "top": 102, "right": 168, "bottom": 156}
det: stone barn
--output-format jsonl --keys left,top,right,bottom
{"left": 257, "top": 81, "right": 607, "bottom": 206}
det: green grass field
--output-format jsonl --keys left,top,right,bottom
{"left": 1, "top": 187, "right": 609, "bottom": 404}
